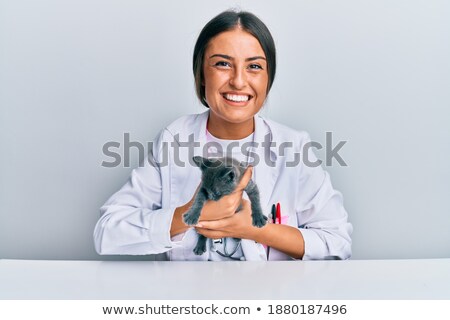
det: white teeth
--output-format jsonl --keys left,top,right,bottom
{"left": 224, "top": 94, "right": 250, "bottom": 102}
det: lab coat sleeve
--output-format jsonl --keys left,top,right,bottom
{"left": 93, "top": 130, "right": 181, "bottom": 255}
{"left": 296, "top": 133, "right": 353, "bottom": 260}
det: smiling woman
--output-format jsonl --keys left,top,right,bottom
{"left": 93, "top": 9, "right": 353, "bottom": 261}
{"left": 192, "top": 11, "right": 275, "bottom": 139}
{"left": 193, "top": 11, "right": 276, "bottom": 108}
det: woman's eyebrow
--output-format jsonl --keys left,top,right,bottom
{"left": 209, "top": 54, "right": 266, "bottom": 61}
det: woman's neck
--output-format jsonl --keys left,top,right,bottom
{"left": 206, "top": 114, "right": 254, "bottom": 140}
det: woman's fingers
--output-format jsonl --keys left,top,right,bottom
{"left": 195, "top": 218, "right": 226, "bottom": 230}
{"left": 195, "top": 228, "right": 226, "bottom": 239}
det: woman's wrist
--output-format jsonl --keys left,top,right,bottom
{"left": 248, "top": 222, "right": 270, "bottom": 243}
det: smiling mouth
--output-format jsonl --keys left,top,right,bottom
{"left": 222, "top": 93, "right": 253, "bottom": 103}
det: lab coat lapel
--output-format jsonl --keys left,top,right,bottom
{"left": 192, "top": 110, "right": 209, "bottom": 155}
{"left": 169, "top": 110, "right": 209, "bottom": 207}
{"left": 251, "top": 115, "right": 279, "bottom": 210}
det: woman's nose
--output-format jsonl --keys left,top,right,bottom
{"left": 229, "top": 68, "right": 247, "bottom": 89}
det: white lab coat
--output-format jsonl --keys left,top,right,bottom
{"left": 94, "top": 110, "right": 352, "bottom": 261}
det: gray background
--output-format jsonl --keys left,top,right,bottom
{"left": 1, "top": 0, "right": 449, "bottom": 260}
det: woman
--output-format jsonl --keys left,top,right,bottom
{"left": 94, "top": 10, "right": 352, "bottom": 261}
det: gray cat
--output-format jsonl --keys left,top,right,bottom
{"left": 183, "top": 156, "right": 267, "bottom": 255}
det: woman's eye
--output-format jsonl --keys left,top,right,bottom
{"left": 249, "top": 64, "right": 263, "bottom": 70}
{"left": 215, "top": 61, "right": 231, "bottom": 68}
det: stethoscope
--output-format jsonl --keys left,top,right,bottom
{"left": 210, "top": 238, "right": 245, "bottom": 261}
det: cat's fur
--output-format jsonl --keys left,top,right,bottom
{"left": 183, "top": 156, "right": 267, "bottom": 255}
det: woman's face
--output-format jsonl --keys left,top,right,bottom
{"left": 203, "top": 28, "right": 269, "bottom": 131}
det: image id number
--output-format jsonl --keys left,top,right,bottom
{"left": 268, "top": 304, "right": 347, "bottom": 315}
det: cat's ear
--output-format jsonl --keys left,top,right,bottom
{"left": 221, "top": 169, "right": 235, "bottom": 181}
{"left": 192, "top": 156, "right": 205, "bottom": 168}
{"left": 193, "top": 156, "right": 215, "bottom": 170}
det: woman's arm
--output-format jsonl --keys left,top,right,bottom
{"left": 251, "top": 223, "right": 305, "bottom": 259}
{"left": 170, "top": 202, "right": 192, "bottom": 238}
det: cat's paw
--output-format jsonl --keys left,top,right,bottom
{"left": 252, "top": 214, "right": 268, "bottom": 228}
{"left": 183, "top": 210, "right": 199, "bottom": 226}
{"left": 193, "top": 242, "right": 207, "bottom": 255}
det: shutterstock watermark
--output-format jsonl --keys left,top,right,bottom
{"left": 101, "top": 132, "right": 348, "bottom": 168}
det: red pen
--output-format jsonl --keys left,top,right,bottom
{"left": 276, "top": 203, "right": 281, "bottom": 224}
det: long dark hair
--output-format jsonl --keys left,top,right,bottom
{"left": 193, "top": 10, "right": 276, "bottom": 108}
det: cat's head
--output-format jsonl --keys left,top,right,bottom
{"left": 192, "top": 156, "right": 242, "bottom": 200}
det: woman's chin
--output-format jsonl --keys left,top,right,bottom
{"left": 210, "top": 106, "right": 258, "bottom": 124}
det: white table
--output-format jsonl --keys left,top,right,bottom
{"left": 1, "top": 259, "right": 449, "bottom": 299}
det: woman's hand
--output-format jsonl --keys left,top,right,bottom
{"left": 195, "top": 199, "right": 261, "bottom": 240}
{"left": 198, "top": 166, "right": 253, "bottom": 222}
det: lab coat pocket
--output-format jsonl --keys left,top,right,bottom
{"left": 267, "top": 203, "right": 296, "bottom": 261}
